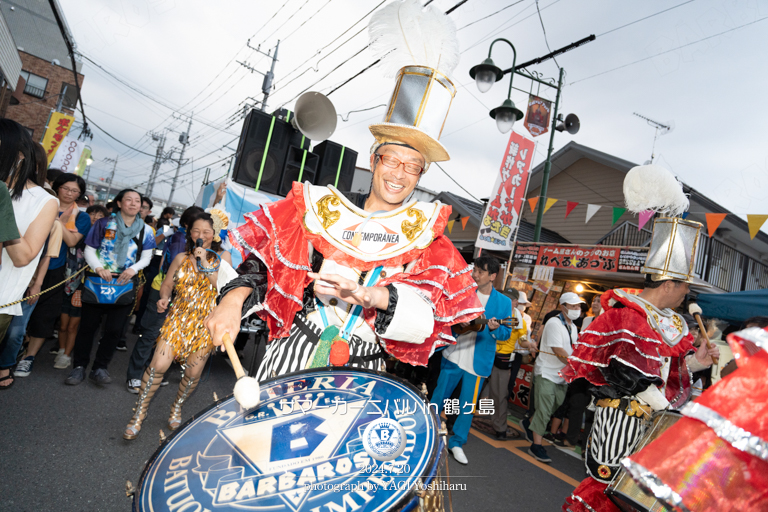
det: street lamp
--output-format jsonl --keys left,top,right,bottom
{"left": 469, "top": 39, "right": 524, "bottom": 134}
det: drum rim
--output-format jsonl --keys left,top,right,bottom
{"left": 134, "top": 366, "right": 441, "bottom": 512}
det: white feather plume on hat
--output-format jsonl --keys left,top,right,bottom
{"left": 368, "top": 0, "right": 459, "bottom": 78}
{"left": 623, "top": 164, "right": 689, "bottom": 217}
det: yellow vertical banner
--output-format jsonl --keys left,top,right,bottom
{"left": 41, "top": 112, "right": 75, "bottom": 164}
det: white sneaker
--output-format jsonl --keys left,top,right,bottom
{"left": 53, "top": 353, "right": 71, "bottom": 369}
{"left": 126, "top": 379, "right": 142, "bottom": 394}
{"left": 450, "top": 446, "right": 468, "bottom": 465}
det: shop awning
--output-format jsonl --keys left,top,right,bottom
{"left": 696, "top": 289, "right": 768, "bottom": 323}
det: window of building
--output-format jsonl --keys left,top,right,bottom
{"left": 19, "top": 70, "right": 48, "bottom": 98}
{"left": 60, "top": 83, "right": 78, "bottom": 109}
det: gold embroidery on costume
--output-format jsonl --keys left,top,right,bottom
{"left": 158, "top": 257, "right": 217, "bottom": 367}
{"left": 316, "top": 195, "right": 341, "bottom": 229}
{"left": 401, "top": 206, "right": 426, "bottom": 242}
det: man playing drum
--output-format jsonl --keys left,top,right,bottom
{"left": 205, "top": 1, "right": 479, "bottom": 380}
{"left": 561, "top": 166, "right": 720, "bottom": 512}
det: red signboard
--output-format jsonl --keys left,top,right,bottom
{"left": 537, "top": 245, "right": 619, "bottom": 272}
{"left": 476, "top": 132, "right": 536, "bottom": 251}
{"left": 524, "top": 95, "right": 552, "bottom": 137}
{"left": 510, "top": 363, "right": 534, "bottom": 410}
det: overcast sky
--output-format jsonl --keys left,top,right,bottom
{"left": 60, "top": 0, "right": 768, "bottom": 226}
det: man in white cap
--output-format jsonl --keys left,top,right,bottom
{"left": 522, "top": 292, "right": 584, "bottom": 463}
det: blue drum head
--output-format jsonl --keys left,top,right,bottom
{"left": 135, "top": 368, "right": 438, "bottom": 512}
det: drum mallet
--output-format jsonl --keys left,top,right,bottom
{"left": 687, "top": 304, "right": 719, "bottom": 366}
{"left": 222, "top": 332, "right": 261, "bottom": 409}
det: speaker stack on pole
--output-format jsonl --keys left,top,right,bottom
{"left": 231, "top": 92, "right": 356, "bottom": 197}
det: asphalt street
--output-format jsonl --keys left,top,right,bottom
{"left": 0, "top": 331, "right": 586, "bottom": 512}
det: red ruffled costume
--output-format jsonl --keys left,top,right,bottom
{"left": 229, "top": 182, "right": 481, "bottom": 366}
{"left": 622, "top": 326, "right": 768, "bottom": 512}
{"left": 562, "top": 289, "right": 696, "bottom": 512}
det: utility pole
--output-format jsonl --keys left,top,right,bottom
{"left": 146, "top": 132, "right": 166, "bottom": 198}
{"left": 167, "top": 114, "right": 192, "bottom": 206}
{"left": 104, "top": 156, "right": 118, "bottom": 201}
{"left": 238, "top": 39, "right": 279, "bottom": 111}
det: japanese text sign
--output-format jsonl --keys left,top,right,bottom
{"left": 41, "top": 112, "right": 75, "bottom": 164}
{"left": 538, "top": 246, "right": 619, "bottom": 272}
{"left": 476, "top": 131, "right": 536, "bottom": 251}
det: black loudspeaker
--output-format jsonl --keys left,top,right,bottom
{"left": 313, "top": 141, "right": 358, "bottom": 191}
{"left": 231, "top": 110, "right": 311, "bottom": 195}
{"left": 279, "top": 146, "right": 319, "bottom": 196}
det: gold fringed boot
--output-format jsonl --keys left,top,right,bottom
{"left": 168, "top": 375, "right": 199, "bottom": 431}
{"left": 124, "top": 367, "right": 164, "bottom": 440}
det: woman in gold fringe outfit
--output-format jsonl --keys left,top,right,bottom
{"left": 124, "top": 210, "right": 231, "bottom": 439}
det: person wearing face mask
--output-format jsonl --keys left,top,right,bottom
{"left": 522, "top": 292, "right": 584, "bottom": 463}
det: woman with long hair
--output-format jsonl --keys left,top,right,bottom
{"left": 124, "top": 210, "right": 231, "bottom": 439}
{"left": 15, "top": 172, "right": 92, "bottom": 377}
{"left": 0, "top": 120, "right": 58, "bottom": 389}
{"left": 65, "top": 188, "right": 156, "bottom": 386}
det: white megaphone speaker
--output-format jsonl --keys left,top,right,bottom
{"left": 292, "top": 91, "right": 337, "bottom": 142}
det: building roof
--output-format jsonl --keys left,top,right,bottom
{"left": 529, "top": 141, "right": 768, "bottom": 257}
{"left": 1, "top": 0, "right": 80, "bottom": 72}
{"left": 434, "top": 190, "right": 570, "bottom": 244}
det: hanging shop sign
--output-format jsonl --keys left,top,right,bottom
{"left": 523, "top": 95, "right": 552, "bottom": 137}
{"left": 512, "top": 244, "right": 649, "bottom": 274}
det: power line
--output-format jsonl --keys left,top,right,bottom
{"left": 433, "top": 163, "right": 481, "bottom": 203}
{"left": 570, "top": 14, "right": 768, "bottom": 85}
{"left": 457, "top": 0, "right": 525, "bottom": 31}
{"left": 597, "top": 0, "right": 697, "bottom": 38}
{"left": 535, "top": 0, "right": 560, "bottom": 69}
{"left": 87, "top": 117, "right": 157, "bottom": 156}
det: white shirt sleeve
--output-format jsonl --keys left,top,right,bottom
{"left": 216, "top": 259, "right": 240, "bottom": 293}
{"left": 636, "top": 384, "right": 670, "bottom": 411}
{"left": 128, "top": 245, "right": 153, "bottom": 273}
{"left": 685, "top": 353, "right": 709, "bottom": 373}
{"left": 376, "top": 283, "right": 434, "bottom": 344}
{"left": 84, "top": 246, "right": 102, "bottom": 271}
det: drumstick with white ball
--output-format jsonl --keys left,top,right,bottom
{"left": 687, "top": 303, "right": 719, "bottom": 366}
{"left": 221, "top": 332, "right": 261, "bottom": 409}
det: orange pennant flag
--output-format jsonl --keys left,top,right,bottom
{"left": 447, "top": 219, "right": 455, "bottom": 233}
{"left": 461, "top": 216, "right": 470, "bottom": 230}
{"left": 543, "top": 198, "right": 558, "bottom": 215}
{"left": 705, "top": 213, "right": 728, "bottom": 237}
{"left": 528, "top": 197, "right": 539, "bottom": 213}
{"left": 747, "top": 214, "right": 768, "bottom": 239}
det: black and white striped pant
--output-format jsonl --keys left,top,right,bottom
{"left": 255, "top": 315, "right": 385, "bottom": 382}
{"left": 586, "top": 404, "right": 647, "bottom": 483}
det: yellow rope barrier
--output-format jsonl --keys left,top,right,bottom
{"left": 0, "top": 266, "right": 89, "bottom": 310}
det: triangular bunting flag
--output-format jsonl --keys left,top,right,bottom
{"left": 705, "top": 213, "right": 727, "bottom": 237}
{"left": 543, "top": 198, "right": 558, "bottom": 215}
{"left": 612, "top": 207, "right": 627, "bottom": 225}
{"left": 447, "top": 219, "right": 455, "bottom": 233}
{"left": 565, "top": 201, "right": 579, "bottom": 218}
{"left": 638, "top": 210, "right": 654, "bottom": 231}
{"left": 585, "top": 204, "right": 601, "bottom": 224}
{"left": 528, "top": 197, "right": 539, "bottom": 213}
{"left": 681, "top": 212, "right": 690, "bottom": 219}
{"left": 461, "top": 216, "right": 469, "bottom": 230}
{"left": 747, "top": 214, "right": 768, "bottom": 239}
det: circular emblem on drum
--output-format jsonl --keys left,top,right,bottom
{"left": 598, "top": 465, "right": 612, "bottom": 479}
{"left": 135, "top": 369, "right": 439, "bottom": 512}
{"left": 362, "top": 417, "right": 407, "bottom": 461}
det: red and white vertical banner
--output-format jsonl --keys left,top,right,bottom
{"left": 476, "top": 131, "right": 536, "bottom": 251}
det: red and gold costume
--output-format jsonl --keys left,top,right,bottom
{"left": 562, "top": 289, "right": 703, "bottom": 512}
{"left": 620, "top": 326, "right": 768, "bottom": 511}
{"left": 220, "top": 182, "right": 481, "bottom": 380}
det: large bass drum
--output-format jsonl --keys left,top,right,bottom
{"left": 605, "top": 411, "right": 681, "bottom": 512}
{"left": 134, "top": 368, "right": 450, "bottom": 512}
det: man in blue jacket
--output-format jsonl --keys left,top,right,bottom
{"left": 430, "top": 256, "right": 512, "bottom": 464}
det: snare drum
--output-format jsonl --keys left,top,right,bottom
{"left": 605, "top": 411, "right": 681, "bottom": 512}
{"left": 134, "top": 368, "right": 449, "bottom": 512}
